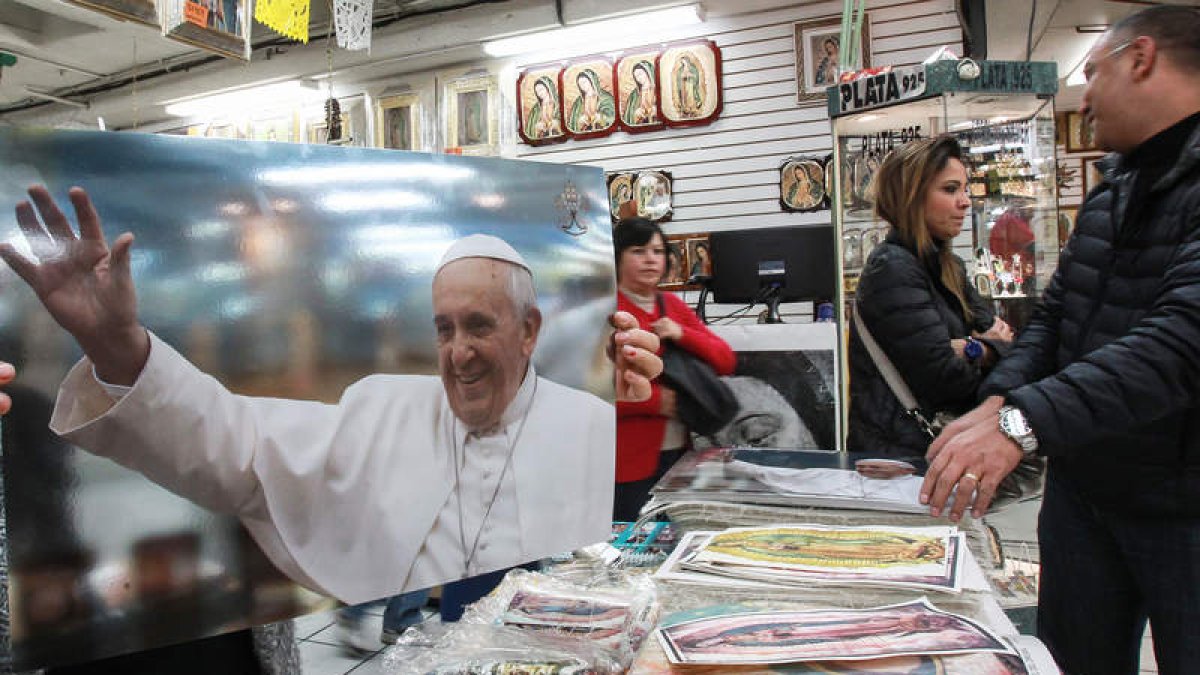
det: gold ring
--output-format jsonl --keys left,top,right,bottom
{"left": 962, "top": 472, "right": 980, "bottom": 482}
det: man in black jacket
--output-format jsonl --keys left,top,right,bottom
{"left": 920, "top": 7, "right": 1200, "bottom": 674}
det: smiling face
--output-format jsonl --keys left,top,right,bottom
{"left": 922, "top": 157, "right": 971, "bottom": 242}
{"left": 433, "top": 258, "right": 540, "bottom": 431}
{"left": 618, "top": 231, "right": 667, "bottom": 295}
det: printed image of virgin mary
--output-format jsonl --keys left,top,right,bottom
{"left": 568, "top": 68, "right": 615, "bottom": 133}
{"left": 623, "top": 60, "right": 659, "bottom": 126}
{"left": 524, "top": 75, "right": 562, "bottom": 140}
{"left": 672, "top": 54, "right": 706, "bottom": 119}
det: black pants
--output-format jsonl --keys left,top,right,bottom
{"left": 612, "top": 448, "right": 683, "bottom": 522}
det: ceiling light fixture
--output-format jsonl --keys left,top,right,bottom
{"left": 482, "top": 4, "right": 705, "bottom": 58}
{"left": 163, "top": 80, "right": 322, "bottom": 118}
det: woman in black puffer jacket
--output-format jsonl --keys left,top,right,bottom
{"left": 847, "top": 136, "right": 1012, "bottom": 459}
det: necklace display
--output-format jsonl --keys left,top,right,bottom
{"left": 451, "top": 377, "right": 537, "bottom": 578}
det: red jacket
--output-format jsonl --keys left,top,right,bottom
{"left": 616, "top": 291, "right": 737, "bottom": 482}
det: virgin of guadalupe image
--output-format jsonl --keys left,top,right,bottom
{"left": 674, "top": 610, "right": 976, "bottom": 652}
{"left": 524, "top": 75, "right": 562, "bottom": 140}
{"left": 568, "top": 68, "right": 615, "bottom": 132}
{"left": 623, "top": 60, "right": 659, "bottom": 125}
{"left": 785, "top": 162, "right": 823, "bottom": 209}
{"left": 704, "top": 528, "right": 947, "bottom": 568}
{"left": 672, "top": 54, "right": 706, "bottom": 119}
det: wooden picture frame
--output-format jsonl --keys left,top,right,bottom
{"left": 780, "top": 156, "right": 828, "bottom": 212}
{"left": 516, "top": 65, "right": 567, "bottom": 146}
{"left": 375, "top": 92, "right": 421, "bottom": 151}
{"left": 659, "top": 40, "right": 722, "bottom": 128}
{"left": 444, "top": 73, "right": 498, "bottom": 156}
{"left": 607, "top": 172, "right": 636, "bottom": 222}
{"left": 1065, "top": 111, "right": 1098, "bottom": 152}
{"left": 561, "top": 57, "right": 618, "bottom": 140}
{"left": 684, "top": 234, "right": 712, "bottom": 281}
{"left": 634, "top": 170, "right": 674, "bottom": 223}
{"left": 162, "top": 0, "right": 251, "bottom": 61}
{"left": 659, "top": 233, "right": 699, "bottom": 290}
{"left": 65, "top": 0, "right": 157, "bottom": 26}
{"left": 615, "top": 49, "right": 666, "bottom": 134}
{"left": 794, "top": 15, "right": 870, "bottom": 104}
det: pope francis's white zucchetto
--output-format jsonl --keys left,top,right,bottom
{"left": 437, "top": 234, "right": 531, "bottom": 273}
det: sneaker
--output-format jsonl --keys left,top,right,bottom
{"left": 335, "top": 613, "right": 381, "bottom": 655}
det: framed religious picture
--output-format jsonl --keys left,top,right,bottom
{"left": 659, "top": 234, "right": 696, "bottom": 290}
{"left": 684, "top": 235, "right": 713, "bottom": 281}
{"left": 634, "top": 170, "right": 674, "bottom": 222}
{"left": 161, "top": 0, "right": 251, "bottom": 60}
{"left": 444, "top": 72, "right": 498, "bottom": 156}
{"left": 794, "top": 15, "right": 871, "bottom": 104}
{"left": 615, "top": 49, "right": 666, "bottom": 134}
{"left": 516, "top": 64, "right": 567, "bottom": 146}
{"left": 659, "top": 40, "right": 722, "bottom": 128}
{"left": 561, "top": 57, "right": 618, "bottom": 140}
{"left": 375, "top": 92, "right": 421, "bottom": 151}
{"left": 607, "top": 172, "right": 636, "bottom": 221}
{"left": 1065, "top": 111, "right": 1097, "bottom": 152}
{"left": 780, "top": 156, "right": 828, "bottom": 212}
{"left": 1057, "top": 206, "right": 1078, "bottom": 248}
{"left": 66, "top": 0, "right": 157, "bottom": 26}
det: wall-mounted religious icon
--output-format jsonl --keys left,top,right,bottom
{"left": 659, "top": 40, "right": 722, "bottom": 127}
{"left": 607, "top": 172, "right": 636, "bottom": 221}
{"left": 779, "top": 157, "right": 827, "bottom": 212}
{"left": 561, "top": 58, "right": 617, "bottom": 140}
{"left": 516, "top": 65, "right": 567, "bottom": 145}
{"left": 635, "top": 170, "right": 673, "bottom": 222}
{"left": 375, "top": 92, "right": 421, "bottom": 151}
{"left": 444, "top": 72, "right": 498, "bottom": 156}
{"left": 616, "top": 50, "right": 665, "bottom": 134}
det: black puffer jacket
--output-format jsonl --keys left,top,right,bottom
{"left": 848, "top": 232, "right": 995, "bottom": 458}
{"left": 980, "top": 124, "right": 1200, "bottom": 517}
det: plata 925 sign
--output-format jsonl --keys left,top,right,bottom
{"left": 837, "top": 65, "right": 927, "bottom": 115}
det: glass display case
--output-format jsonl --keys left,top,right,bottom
{"left": 826, "top": 60, "right": 1059, "bottom": 449}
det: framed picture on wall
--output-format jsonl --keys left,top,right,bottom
{"left": 375, "top": 92, "right": 421, "bottom": 151}
{"left": 561, "top": 57, "right": 618, "bottom": 140}
{"left": 780, "top": 156, "right": 828, "bottom": 212}
{"left": 1057, "top": 206, "right": 1078, "bottom": 248}
{"left": 1066, "top": 111, "right": 1098, "bottom": 152}
{"left": 659, "top": 234, "right": 693, "bottom": 289}
{"left": 162, "top": 0, "right": 251, "bottom": 60}
{"left": 658, "top": 40, "right": 722, "bottom": 127}
{"left": 685, "top": 235, "right": 712, "bottom": 280}
{"left": 516, "top": 65, "right": 567, "bottom": 145}
{"left": 616, "top": 49, "right": 665, "bottom": 133}
{"left": 607, "top": 172, "right": 636, "bottom": 221}
{"left": 794, "top": 15, "right": 870, "bottom": 104}
{"left": 1082, "top": 155, "right": 1105, "bottom": 192}
{"left": 66, "top": 0, "right": 157, "bottom": 26}
{"left": 634, "top": 170, "right": 674, "bottom": 222}
{"left": 444, "top": 72, "right": 498, "bottom": 155}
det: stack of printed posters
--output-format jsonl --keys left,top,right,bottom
{"left": 500, "top": 590, "right": 638, "bottom": 651}
{"left": 656, "top": 525, "right": 992, "bottom": 594}
{"left": 649, "top": 448, "right": 940, "bottom": 515}
{"left": 648, "top": 599, "right": 1059, "bottom": 673}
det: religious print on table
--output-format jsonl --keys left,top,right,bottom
{"left": 65, "top": 0, "right": 158, "bottom": 26}
{"left": 0, "top": 127, "right": 617, "bottom": 670}
{"left": 160, "top": 0, "right": 251, "bottom": 60}
{"left": 561, "top": 57, "right": 618, "bottom": 140}
{"left": 374, "top": 92, "right": 422, "bottom": 151}
{"left": 616, "top": 49, "right": 666, "bottom": 133}
{"left": 780, "top": 156, "right": 828, "bottom": 212}
{"left": 516, "top": 65, "right": 568, "bottom": 146}
{"left": 659, "top": 40, "right": 723, "bottom": 127}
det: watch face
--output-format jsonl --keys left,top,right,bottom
{"left": 1003, "top": 408, "right": 1031, "bottom": 436}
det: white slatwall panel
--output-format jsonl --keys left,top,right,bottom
{"left": 512, "top": 0, "right": 962, "bottom": 240}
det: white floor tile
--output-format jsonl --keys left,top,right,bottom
{"left": 299, "top": 640, "right": 374, "bottom": 675}
{"left": 295, "top": 609, "right": 337, "bottom": 640}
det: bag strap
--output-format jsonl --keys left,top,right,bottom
{"left": 851, "top": 300, "right": 937, "bottom": 439}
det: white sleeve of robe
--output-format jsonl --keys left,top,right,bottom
{"left": 48, "top": 332, "right": 615, "bottom": 604}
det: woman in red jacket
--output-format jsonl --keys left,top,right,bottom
{"left": 613, "top": 219, "right": 736, "bottom": 521}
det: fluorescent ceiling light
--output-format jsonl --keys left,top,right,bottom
{"left": 164, "top": 81, "right": 322, "bottom": 118}
{"left": 483, "top": 4, "right": 704, "bottom": 58}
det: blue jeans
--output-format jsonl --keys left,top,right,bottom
{"left": 338, "top": 588, "right": 430, "bottom": 632}
{"left": 1038, "top": 471, "right": 1200, "bottom": 675}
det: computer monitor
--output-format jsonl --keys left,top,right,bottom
{"left": 709, "top": 225, "right": 837, "bottom": 318}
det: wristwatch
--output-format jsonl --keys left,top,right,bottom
{"left": 998, "top": 405, "right": 1039, "bottom": 455}
{"left": 963, "top": 336, "right": 984, "bottom": 363}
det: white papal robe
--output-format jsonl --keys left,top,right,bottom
{"left": 48, "top": 332, "right": 615, "bottom": 604}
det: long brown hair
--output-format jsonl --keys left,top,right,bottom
{"left": 871, "top": 135, "right": 972, "bottom": 321}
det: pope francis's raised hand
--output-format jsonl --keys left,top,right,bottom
{"left": 0, "top": 185, "right": 149, "bottom": 385}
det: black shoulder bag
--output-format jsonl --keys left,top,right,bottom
{"left": 654, "top": 294, "right": 739, "bottom": 436}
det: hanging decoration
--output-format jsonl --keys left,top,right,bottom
{"left": 256, "top": 0, "right": 311, "bottom": 43}
{"left": 161, "top": 0, "right": 252, "bottom": 60}
{"left": 334, "top": 0, "right": 373, "bottom": 51}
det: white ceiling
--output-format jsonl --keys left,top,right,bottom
{"left": 2, "top": 0, "right": 1198, "bottom": 128}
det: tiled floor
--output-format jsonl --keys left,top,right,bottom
{"left": 295, "top": 605, "right": 414, "bottom": 675}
